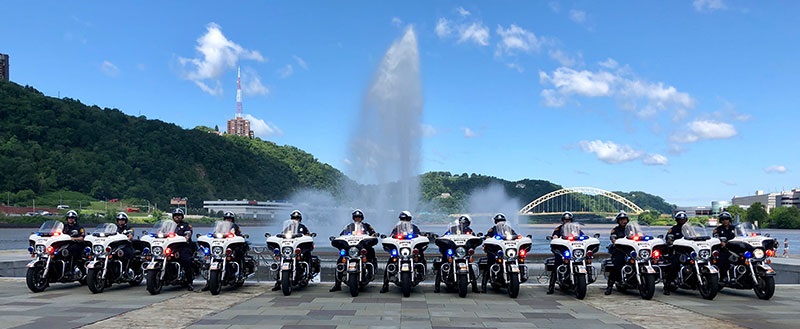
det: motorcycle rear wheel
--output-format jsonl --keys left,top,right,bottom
{"left": 209, "top": 270, "right": 222, "bottom": 295}
{"left": 401, "top": 272, "right": 412, "bottom": 297}
{"left": 349, "top": 273, "right": 360, "bottom": 297}
{"left": 87, "top": 268, "right": 105, "bottom": 294}
{"left": 508, "top": 274, "right": 520, "bottom": 299}
{"left": 575, "top": 273, "right": 587, "bottom": 300}
{"left": 26, "top": 266, "right": 48, "bottom": 293}
{"left": 281, "top": 270, "right": 292, "bottom": 296}
{"left": 698, "top": 273, "right": 718, "bottom": 300}
{"left": 146, "top": 270, "right": 162, "bottom": 295}
{"left": 639, "top": 274, "right": 655, "bottom": 300}
{"left": 754, "top": 275, "right": 775, "bottom": 300}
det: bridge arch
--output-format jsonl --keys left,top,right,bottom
{"left": 519, "top": 187, "right": 644, "bottom": 215}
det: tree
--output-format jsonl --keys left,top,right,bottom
{"left": 770, "top": 206, "right": 800, "bottom": 229}
{"left": 636, "top": 210, "right": 660, "bottom": 225}
{"left": 725, "top": 204, "right": 746, "bottom": 221}
{"left": 745, "top": 202, "right": 769, "bottom": 225}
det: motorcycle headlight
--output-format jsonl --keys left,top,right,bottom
{"left": 282, "top": 246, "right": 293, "bottom": 257}
{"left": 698, "top": 249, "right": 711, "bottom": 260}
{"left": 638, "top": 249, "right": 651, "bottom": 260}
{"left": 348, "top": 246, "right": 360, "bottom": 258}
{"left": 505, "top": 248, "right": 517, "bottom": 258}
{"left": 572, "top": 249, "right": 585, "bottom": 260}
{"left": 34, "top": 244, "right": 46, "bottom": 255}
{"left": 455, "top": 247, "right": 467, "bottom": 258}
{"left": 400, "top": 248, "right": 411, "bottom": 257}
{"left": 152, "top": 246, "right": 164, "bottom": 257}
{"left": 93, "top": 245, "right": 105, "bottom": 255}
{"left": 212, "top": 246, "right": 224, "bottom": 256}
{"left": 753, "top": 249, "right": 765, "bottom": 259}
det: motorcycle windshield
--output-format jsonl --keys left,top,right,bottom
{"left": 37, "top": 220, "right": 64, "bottom": 235}
{"left": 281, "top": 219, "right": 301, "bottom": 238}
{"left": 392, "top": 221, "right": 415, "bottom": 236}
{"left": 213, "top": 221, "right": 234, "bottom": 235}
{"left": 625, "top": 222, "right": 645, "bottom": 239}
{"left": 562, "top": 222, "right": 582, "bottom": 239}
{"left": 152, "top": 220, "right": 178, "bottom": 235}
{"left": 446, "top": 220, "right": 470, "bottom": 235}
{"left": 493, "top": 222, "right": 515, "bottom": 240}
{"left": 342, "top": 222, "right": 365, "bottom": 236}
{"left": 681, "top": 224, "right": 708, "bottom": 238}
{"left": 735, "top": 222, "right": 760, "bottom": 237}
{"left": 92, "top": 223, "right": 118, "bottom": 235}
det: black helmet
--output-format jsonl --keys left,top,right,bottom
{"left": 674, "top": 211, "right": 688, "bottom": 221}
{"left": 493, "top": 213, "right": 506, "bottom": 223}
{"left": 66, "top": 210, "right": 78, "bottom": 220}
{"left": 458, "top": 215, "right": 471, "bottom": 227}
{"left": 398, "top": 210, "right": 412, "bottom": 221}
{"left": 561, "top": 211, "right": 574, "bottom": 222}
{"left": 615, "top": 211, "right": 629, "bottom": 223}
{"left": 223, "top": 211, "right": 235, "bottom": 221}
{"left": 719, "top": 211, "right": 732, "bottom": 221}
{"left": 115, "top": 212, "right": 129, "bottom": 222}
{"left": 290, "top": 210, "right": 302, "bottom": 221}
{"left": 352, "top": 209, "right": 364, "bottom": 219}
{"left": 172, "top": 208, "right": 184, "bottom": 216}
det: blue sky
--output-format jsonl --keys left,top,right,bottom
{"left": 2, "top": 1, "right": 798, "bottom": 206}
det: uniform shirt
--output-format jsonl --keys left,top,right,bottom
{"left": 229, "top": 222, "right": 243, "bottom": 236}
{"left": 340, "top": 222, "right": 376, "bottom": 236}
{"left": 713, "top": 224, "right": 736, "bottom": 241}
{"left": 552, "top": 223, "right": 583, "bottom": 238}
{"left": 610, "top": 225, "right": 626, "bottom": 242}
{"left": 117, "top": 223, "right": 134, "bottom": 239}
{"left": 447, "top": 226, "right": 474, "bottom": 235}
{"left": 390, "top": 222, "right": 421, "bottom": 236}
{"left": 64, "top": 222, "right": 85, "bottom": 238}
{"left": 296, "top": 223, "right": 310, "bottom": 236}
{"left": 667, "top": 223, "right": 685, "bottom": 240}
{"left": 486, "top": 225, "right": 516, "bottom": 237}
{"left": 175, "top": 221, "right": 193, "bottom": 241}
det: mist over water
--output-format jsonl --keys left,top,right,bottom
{"left": 465, "top": 184, "right": 523, "bottom": 230}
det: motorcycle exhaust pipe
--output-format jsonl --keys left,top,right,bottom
{"left": 269, "top": 263, "right": 279, "bottom": 271}
{"left": 386, "top": 263, "right": 397, "bottom": 274}
{"left": 336, "top": 263, "right": 346, "bottom": 273}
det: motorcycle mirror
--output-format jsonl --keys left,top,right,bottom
{"left": 765, "top": 233, "right": 771, "bottom": 237}
{"left": 593, "top": 233, "right": 601, "bottom": 239}
{"left": 142, "top": 230, "right": 148, "bottom": 235}
{"left": 546, "top": 236, "right": 553, "bottom": 241}
{"left": 311, "top": 232, "right": 317, "bottom": 237}
{"left": 264, "top": 232, "right": 271, "bottom": 238}
{"left": 244, "top": 234, "right": 249, "bottom": 239}
{"left": 372, "top": 233, "right": 379, "bottom": 237}
{"left": 184, "top": 231, "right": 191, "bottom": 237}
{"left": 526, "top": 234, "right": 532, "bottom": 239}
{"left": 329, "top": 236, "right": 335, "bottom": 241}
{"left": 477, "top": 232, "right": 483, "bottom": 237}
{"left": 277, "top": 233, "right": 284, "bottom": 238}
{"left": 657, "top": 234, "right": 664, "bottom": 239}
{"left": 196, "top": 233, "right": 201, "bottom": 239}
{"left": 380, "top": 234, "right": 387, "bottom": 239}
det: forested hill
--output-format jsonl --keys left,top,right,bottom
{"left": 0, "top": 81, "right": 347, "bottom": 207}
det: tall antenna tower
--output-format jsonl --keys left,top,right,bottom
{"left": 236, "top": 66, "right": 243, "bottom": 118}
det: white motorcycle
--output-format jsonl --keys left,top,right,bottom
{"left": 329, "top": 222, "right": 379, "bottom": 297}
{"left": 665, "top": 224, "right": 721, "bottom": 300}
{"left": 265, "top": 220, "right": 319, "bottom": 296}
{"left": 718, "top": 222, "right": 778, "bottom": 299}
{"left": 433, "top": 220, "right": 483, "bottom": 298}
{"left": 602, "top": 222, "right": 666, "bottom": 299}
{"left": 140, "top": 220, "right": 200, "bottom": 295}
{"left": 197, "top": 221, "right": 256, "bottom": 295}
{"left": 26, "top": 220, "right": 90, "bottom": 292}
{"left": 84, "top": 223, "right": 145, "bottom": 293}
{"left": 480, "top": 222, "right": 531, "bottom": 298}
{"left": 380, "top": 221, "right": 430, "bottom": 297}
{"left": 545, "top": 222, "right": 600, "bottom": 299}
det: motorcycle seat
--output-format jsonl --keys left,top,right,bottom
{"left": 684, "top": 236, "right": 711, "bottom": 241}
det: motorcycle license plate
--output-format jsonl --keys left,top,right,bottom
{"left": 401, "top": 263, "right": 410, "bottom": 272}
{"left": 210, "top": 263, "right": 220, "bottom": 270}
{"left": 458, "top": 263, "right": 468, "bottom": 273}
{"left": 577, "top": 265, "right": 587, "bottom": 274}
{"left": 146, "top": 262, "right": 157, "bottom": 270}
{"left": 281, "top": 263, "right": 291, "bottom": 270}
{"left": 510, "top": 264, "right": 520, "bottom": 273}
{"left": 645, "top": 265, "right": 656, "bottom": 274}
{"left": 348, "top": 263, "right": 357, "bottom": 272}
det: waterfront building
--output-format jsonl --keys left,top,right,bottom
{"left": 203, "top": 199, "right": 292, "bottom": 220}
{"left": 732, "top": 189, "right": 800, "bottom": 213}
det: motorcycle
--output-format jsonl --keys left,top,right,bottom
{"left": 602, "top": 222, "right": 666, "bottom": 300}
{"left": 545, "top": 222, "right": 600, "bottom": 299}
{"left": 433, "top": 220, "right": 483, "bottom": 297}
{"left": 84, "top": 223, "right": 146, "bottom": 293}
{"left": 25, "top": 220, "right": 90, "bottom": 292}
{"left": 197, "top": 221, "right": 256, "bottom": 295}
{"left": 380, "top": 221, "right": 429, "bottom": 297}
{"left": 664, "top": 224, "right": 721, "bottom": 300}
{"left": 140, "top": 220, "right": 202, "bottom": 295}
{"left": 329, "top": 222, "right": 379, "bottom": 297}
{"left": 265, "top": 220, "right": 320, "bottom": 296}
{"left": 479, "top": 222, "right": 531, "bottom": 298}
{"left": 717, "top": 222, "right": 778, "bottom": 299}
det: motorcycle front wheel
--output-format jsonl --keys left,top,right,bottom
{"left": 87, "top": 268, "right": 105, "bottom": 294}
{"left": 401, "top": 272, "right": 412, "bottom": 297}
{"left": 281, "top": 270, "right": 292, "bottom": 296}
{"left": 458, "top": 273, "right": 469, "bottom": 298}
{"left": 754, "top": 275, "right": 775, "bottom": 300}
{"left": 639, "top": 274, "right": 655, "bottom": 300}
{"left": 698, "top": 273, "right": 718, "bottom": 300}
{"left": 209, "top": 269, "right": 222, "bottom": 295}
{"left": 146, "top": 269, "right": 162, "bottom": 295}
{"left": 508, "top": 274, "right": 520, "bottom": 299}
{"left": 26, "top": 266, "right": 48, "bottom": 293}
{"left": 349, "top": 273, "right": 359, "bottom": 297}
{"left": 575, "top": 273, "right": 587, "bottom": 300}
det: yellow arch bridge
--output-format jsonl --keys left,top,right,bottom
{"left": 519, "top": 187, "right": 644, "bottom": 216}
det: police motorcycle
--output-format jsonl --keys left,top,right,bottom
{"left": 664, "top": 224, "right": 721, "bottom": 300}
{"left": 329, "top": 222, "right": 379, "bottom": 297}
{"left": 196, "top": 221, "right": 256, "bottom": 295}
{"left": 26, "top": 220, "right": 90, "bottom": 292}
{"left": 265, "top": 220, "right": 319, "bottom": 296}
{"left": 140, "top": 220, "right": 202, "bottom": 295}
{"left": 433, "top": 220, "right": 483, "bottom": 298}
{"left": 602, "top": 222, "right": 666, "bottom": 300}
{"left": 84, "top": 223, "right": 146, "bottom": 293}
{"left": 381, "top": 221, "right": 430, "bottom": 297}
{"left": 480, "top": 222, "right": 531, "bottom": 298}
{"left": 717, "top": 222, "right": 778, "bottom": 299}
{"left": 545, "top": 222, "right": 600, "bottom": 300}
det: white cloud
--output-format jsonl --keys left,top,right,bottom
{"left": 456, "top": 7, "right": 471, "bottom": 17}
{"left": 293, "top": 55, "right": 308, "bottom": 70}
{"left": 178, "top": 23, "right": 264, "bottom": 95}
{"left": 693, "top": 0, "right": 727, "bottom": 12}
{"left": 244, "top": 114, "right": 282, "bottom": 137}
{"left": 278, "top": 64, "right": 293, "bottom": 79}
{"left": 458, "top": 22, "right": 490, "bottom": 46}
{"left": 343, "top": 158, "right": 352, "bottom": 166}
{"left": 599, "top": 58, "right": 618, "bottom": 69}
{"left": 242, "top": 71, "right": 269, "bottom": 96}
{"left": 391, "top": 17, "right": 403, "bottom": 27}
{"left": 463, "top": 127, "right": 477, "bottom": 138}
{"left": 672, "top": 120, "right": 737, "bottom": 143}
{"left": 642, "top": 154, "right": 669, "bottom": 165}
{"left": 764, "top": 165, "right": 788, "bottom": 174}
{"left": 506, "top": 63, "right": 524, "bottom": 73}
{"left": 721, "top": 180, "right": 737, "bottom": 186}
{"left": 569, "top": 10, "right": 587, "bottom": 23}
{"left": 495, "top": 24, "right": 542, "bottom": 57}
{"left": 549, "top": 49, "right": 579, "bottom": 67}
{"left": 421, "top": 124, "right": 437, "bottom": 137}
{"left": 100, "top": 60, "right": 120, "bottom": 77}
{"left": 435, "top": 18, "right": 452, "bottom": 38}
{"left": 540, "top": 89, "right": 566, "bottom": 107}
{"left": 539, "top": 67, "right": 615, "bottom": 97}
{"left": 579, "top": 140, "right": 643, "bottom": 164}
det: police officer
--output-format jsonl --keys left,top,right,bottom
{"left": 203, "top": 211, "right": 247, "bottom": 292}
{"left": 223, "top": 211, "right": 243, "bottom": 236}
{"left": 272, "top": 210, "right": 314, "bottom": 291}
{"left": 434, "top": 215, "right": 478, "bottom": 293}
{"left": 481, "top": 213, "right": 516, "bottom": 293}
{"left": 330, "top": 209, "right": 377, "bottom": 292}
{"left": 380, "top": 211, "right": 424, "bottom": 293}
{"left": 547, "top": 211, "right": 578, "bottom": 294}
{"left": 713, "top": 211, "right": 736, "bottom": 282}
{"left": 605, "top": 211, "right": 629, "bottom": 295}
{"left": 663, "top": 211, "right": 688, "bottom": 295}
{"left": 114, "top": 212, "right": 135, "bottom": 268}
{"left": 63, "top": 210, "right": 86, "bottom": 271}
{"left": 171, "top": 208, "right": 195, "bottom": 291}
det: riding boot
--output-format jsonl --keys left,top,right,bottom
{"left": 604, "top": 281, "right": 614, "bottom": 295}
{"left": 480, "top": 270, "right": 488, "bottom": 293}
{"left": 271, "top": 281, "right": 281, "bottom": 291}
{"left": 380, "top": 271, "right": 389, "bottom": 293}
{"left": 546, "top": 272, "right": 556, "bottom": 294}
{"left": 329, "top": 277, "right": 341, "bottom": 292}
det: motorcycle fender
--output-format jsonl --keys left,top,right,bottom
{"left": 457, "top": 262, "right": 469, "bottom": 273}
{"left": 758, "top": 264, "right": 776, "bottom": 276}
{"left": 281, "top": 262, "right": 291, "bottom": 271}
{"left": 644, "top": 265, "right": 656, "bottom": 274}
{"left": 400, "top": 263, "right": 411, "bottom": 272}
{"left": 510, "top": 264, "right": 520, "bottom": 273}
{"left": 705, "top": 264, "right": 718, "bottom": 274}
{"left": 209, "top": 262, "right": 221, "bottom": 270}
{"left": 87, "top": 261, "right": 101, "bottom": 269}
{"left": 347, "top": 261, "right": 358, "bottom": 273}
{"left": 145, "top": 261, "right": 159, "bottom": 270}
{"left": 576, "top": 265, "right": 587, "bottom": 274}
{"left": 26, "top": 259, "right": 42, "bottom": 268}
